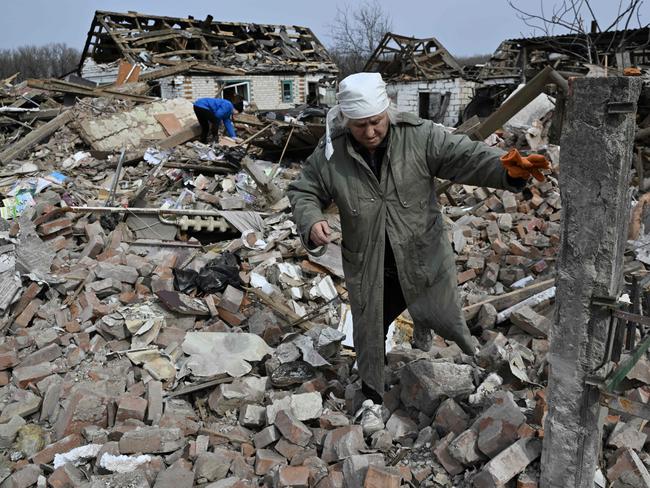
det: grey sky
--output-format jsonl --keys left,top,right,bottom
{"left": 1, "top": 1, "right": 646, "bottom": 57}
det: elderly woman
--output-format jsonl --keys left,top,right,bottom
{"left": 287, "top": 73, "right": 548, "bottom": 402}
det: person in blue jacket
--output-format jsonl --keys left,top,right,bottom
{"left": 193, "top": 97, "right": 244, "bottom": 143}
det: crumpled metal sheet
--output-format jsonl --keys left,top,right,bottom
{"left": 182, "top": 332, "right": 273, "bottom": 377}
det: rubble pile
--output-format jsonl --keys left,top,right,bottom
{"left": 0, "top": 76, "right": 649, "bottom": 488}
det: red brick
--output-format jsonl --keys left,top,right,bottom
{"left": 13, "top": 299, "right": 42, "bottom": 328}
{"left": 31, "top": 434, "right": 83, "bottom": 464}
{"left": 277, "top": 465, "right": 310, "bottom": 487}
{"left": 116, "top": 396, "right": 148, "bottom": 422}
{"left": 364, "top": 465, "right": 401, "bottom": 488}
{"left": 37, "top": 217, "right": 72, "bottom": 236}
{"left": 12, "top": 283, "right": 42, "bottom": 317}
{"left": 54, "top": 390, "right": 109, "bottom": 439}
{"left": 12, "top": 362, "right": 54, "bottom": 388}
{"left": 458, "top": 268, "right": 477, "bottom": 285}
{"left": 0, "top": 350, "right": 18, "bottom": 370}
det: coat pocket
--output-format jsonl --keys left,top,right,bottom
{"left": 412, "top": 214, "right": 453, "bottom": 287}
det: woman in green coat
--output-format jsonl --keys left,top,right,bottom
{"left": 287, "top": 73, "right": 547, "bottom": 402}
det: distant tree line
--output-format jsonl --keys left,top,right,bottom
{"left": 0, "top": 43, "right": 80, "bottom": 82}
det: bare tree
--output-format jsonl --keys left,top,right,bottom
{"left": 0, "top": 43, "right": 80, "bottom": 82}
{"left": 328, "top": 1, "right": 393, "bottom": 78}
{"left": 508, "top": 0, "right": 647, "bottom": 63}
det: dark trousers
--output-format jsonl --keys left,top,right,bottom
{"left": 361, "top": 239, "right": 406, "bottom": 404}
{"left": 382, "top": 266, "right": 407, "bottom": 336}
{"left": 193, "top": 105, "right": 220, "bottom": 143}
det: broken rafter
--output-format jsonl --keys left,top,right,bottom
{"left": 364, "top": 32, "right": 463, "bottom": 81}
{"left": 0, "top": 110, "right": 74, "bottom": 165}
{"left": 78, "top": 10, "right": 338, "bottom": 75}
{"left": 26, "top": 79, "right": 156, "bottom": 103}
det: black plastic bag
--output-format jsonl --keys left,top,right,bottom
{"left": 196, "top": 252, "right": 241, "bottom": 293}
{"left": 173, "top": 268, "right": 199, "bottom": 293}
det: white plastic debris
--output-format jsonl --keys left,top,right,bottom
{"left": 99, "top": 453, "right": 152, "bottom": 473}
{"left": 53, "top": 444, "right": 103, "bottom": 468}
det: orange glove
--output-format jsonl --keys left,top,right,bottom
{"left": 500, "top": 149, "right": 550, "bottom": 182}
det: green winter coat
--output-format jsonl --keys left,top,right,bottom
{"left": 287, "top": 112, "right": 521, "bottom": 395}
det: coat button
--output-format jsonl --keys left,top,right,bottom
{"left": 402, "top": 200, "right": 408, "bottom": 205}
{"left": 370, "top": 198, "right": 375, "bottom": 202}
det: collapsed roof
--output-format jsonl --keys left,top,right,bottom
{"left": 79, "top": 10, "right": 339, "bottom": 75}
{"left": 363, "top": 33, "right": 464, "bottom": 81}
{"left": 479, "top": 27, "right": 650, "bottom": 80}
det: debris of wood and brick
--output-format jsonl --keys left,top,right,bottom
{"left": 0, "top": 53, "right": 650, "bottom": 488}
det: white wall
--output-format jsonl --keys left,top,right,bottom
{"left": 158, "top": 73, "right": 325, "bottom": 111}
{"left": 389, "top": 78, "right": 479, "bottom": 127}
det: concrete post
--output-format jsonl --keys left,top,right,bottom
{"left": 540, "top": 77, "right": 642, "bottom": 488}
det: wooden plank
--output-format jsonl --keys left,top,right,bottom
{"left": 154, "top": 113, "right": 183, "bottom": 136}
{"left": 600, "top": 391, "right": 650, "bottom": 421}
{"left": 138, "top": 62, "right": 198, "bottom": 81}
{"left": 474, "top": 66, "right": 560, "bottom": 140}
{"left": 0, "top": 110, "right": 74, "bottom": 165}
{"left": 159, "top": 123, "right": 202, "bottom": 149}
{"left": 462, "top": 278, "right": 555, "bottom": 321}
{"left": 115, "top": 61, "right": 141, "bottom": 85}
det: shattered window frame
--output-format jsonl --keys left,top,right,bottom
{"left": 281, "top": 80, "right": 294, "bottom": 103}
{"left": 222, "top": 80, "right": 251, "bottom": 102}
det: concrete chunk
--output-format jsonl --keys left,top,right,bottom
{"left": 510, "top": 306, "right": 550, "bottom": 338}
{"left": 89, "top": 471, "right": 150, "bottom": 488}
{"left": 289, "top": 392, "right": 323, "bottom": 421}
{"left": 342, "top": 454, "right": 384, "bottom": 488}
{"left": 254, "top": 449, "right": 286, "bottom": 476}
{"left": 321, "top": 425, "right": 366, "bottom": 463}
{"left": 448, "top": 428, "right": 483, "bottom": 466}
{"left": 194, "top": 451, "right": 232, "bottom": 482}
{"left": 400, "top": 360, "right": 475, "bottom": 416}
{"left": 607, "top": 421, "right": 647, "bottom": 452}
{"left": 0, "top": 416, "right": 26, "bottom": 449}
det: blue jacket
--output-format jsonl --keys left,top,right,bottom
{"left": 194, "top": 98, "right": 237, "bottom": 138}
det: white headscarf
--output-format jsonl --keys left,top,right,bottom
{"left": 325, "top": 72, "right": 390, "bottom": 160}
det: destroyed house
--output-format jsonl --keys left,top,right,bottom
{"left": 78, "top": 10, "right": 339, "bottom": 110}
{"left": 461, "top": 27, "right": 650, "bottom": 122}
{"left": 364, "top": 33, "right": 477, "bottom": 126}
{"left": 478, "top": 27, "right": 650, "bottom": 81}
